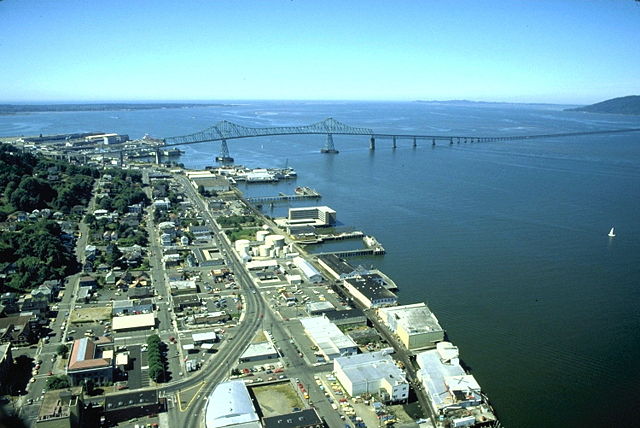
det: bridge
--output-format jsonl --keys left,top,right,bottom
{"left": 93, "top": 117, "right": 640, "bottom": 165}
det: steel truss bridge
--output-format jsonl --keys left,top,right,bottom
{"left": 96, "top": 117, "right": 640, "bottom": 164}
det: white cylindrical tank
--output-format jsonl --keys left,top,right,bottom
{"left": 235, "top": 239, "right": 250, "bottom": 253}
{"left": 265, "top": 234, "right": 285, "bottom": 248}
{"left": 259, "top": 245, "right": 270, "bottom": 257}
{"left": 256, "top": 230, "right": 269, "bottom": 242}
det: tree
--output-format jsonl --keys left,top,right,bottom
{"left": 56, "top": 344, "right": 69, "bottom": 358}
{"left": 46, "top": 375, "right": 70, "bottom": 390}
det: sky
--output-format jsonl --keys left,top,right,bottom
{"left": 1, "top": 0, "right": 639, "bottom": 104}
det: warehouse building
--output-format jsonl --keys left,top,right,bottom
{"left": 205, "top": 380, "right": 261, "bottom": 428}
{"left": 300, "top": 316, "right": 357, "bottom": 361}
{"left": 323, "top": 309, "right": 367, "bottom": 328}
{"left": 239, "top": 342, "right": 279, "bottom": 362}
{"left": 111, "top": 313, "right": 156, "bottom": 332}
{"left": 334, "top": 351, "right": 409, "bottom": 403}
{"left": 342, "top": 274, "right": 397, "bottom": 308}
{"left": 378, "top": 303, "right": 444, "bottom": 350}
{"left": 292, "top": 257, "right": 323, "bottom": 283}
{"left": 416, "top": 342, "right": 495, "bottom": 425}
{"left": 317, "top": 254, "right": 355, "bottom": 280}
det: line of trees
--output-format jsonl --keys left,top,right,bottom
{"left": 146, "top": 334, "right": 168, "bottom": 383}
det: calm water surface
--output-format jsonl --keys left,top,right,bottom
{"left": 2, "top": 102, "right": 639, "bottom": 428}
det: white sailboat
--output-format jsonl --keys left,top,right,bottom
{"left": 608, "top": 227, "right": 616, "bottom": 237}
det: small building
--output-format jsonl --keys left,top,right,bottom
{"left": 192, "top": 311, "right": 231, "bottom": 325}
{"left": 193, "top": 247, "right": 225, "bottom": 267}
{"left": 192, "top": 331, "right": 218, "bottom": 345}
{"left": 66, "top": 337, "right": 114, "bottom": 386}
{"left": 78, "top": 276, "right": 97, "bottom": 289}
{"left": 128, "top": 286, "right": 154, "bottom": 299}
{"left": 205, "top": 380, "right": 261, "bottom": 428}
{"left": 173, "top": 294, "right": 201, "bottom": 312}
{"left": 0, "top": 315, "right": 34, "bottom": 345}
{"left": 239, "top": 342, "right": 279, "bottom": 363}
{"left": 300, "top": 316, "right": 358, "bottom": 361}
{"left": 112, "top": 299, "right": 154, "bottom": 316}
{"left": 170, "top": 280, "right": 198, "bottom": 295}
{"left": 286, "top": 274, "right": 303, "bottom": 285}
{"left": 292, "top": 257, "right": 323, "bottom": 283}
{"left": 378, "top": 303, "right": 444, "bottom": 350}
{"left": 306, "top": 301, "right": 335, "bottom": 315}
{"left": 334, "top": 350, "right": 409, "bottom": 403}
{"left": 111, "top": 313, "right": 156, "bottom": 332}
{"left": 190, "top": 225, "right": 213, "bottom": 241}
{"left": 343, "top": 274, "right": 397, "bottom": 308}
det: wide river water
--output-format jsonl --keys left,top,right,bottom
{"left": 2, "top": 101, "right": 639, "bottom": 428}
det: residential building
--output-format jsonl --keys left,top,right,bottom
{"left": 0, "top": 344, "right": 13, "bottom": 394}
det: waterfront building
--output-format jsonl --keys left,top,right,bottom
{"left": 317, "top": 254, "right": 355, "bottom": 280}
{"left": 287, "top": 206, "right": 336, "bottom": 227}
{"left": 334, "top": 351, "right": 409, "bottom": 403}
{"left": 322, "top": 308, "right": 367, "bottom": 328}
{"left": 292, "top": 257, "right": 323, "bottom": 283}
{"left": 342, "top": 274, "right": 397, "bottom": 308}
{"left": 66, "top": 337, "right": 114, "bottom": 386}
{"left": 300, "top": 316, "right": 358, "bottom": 361}
{"left": 205, "top": 380, "right": 261, "bottom": 428}
{"left": 416, "top": 342, "right": 496, "bottom": 425}
{"left": 378, "top": 303, "right": 444, "bottom": 350}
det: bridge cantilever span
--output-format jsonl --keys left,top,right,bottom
{"left": 95, "top": 118, "right": 640, "bottom": 165}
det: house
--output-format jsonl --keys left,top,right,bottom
{"left": 0, "top": 315, "right": 35, "bottom": 345}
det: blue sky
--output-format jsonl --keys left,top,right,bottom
{"left": 1, "top": 0, "right": 639, "bottom": 104}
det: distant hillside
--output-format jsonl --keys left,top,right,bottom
{"left": 567, "top": 96, "right": 640, "bottom": 115}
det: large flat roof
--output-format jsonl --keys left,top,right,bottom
{"left": 111, "top": 313, "right": 155, "bottom": 331}
{"left": 300, "top": 316, "right": 357, "bottom": 359}
{"left": 205, "top": 380, "right": 260, "bottom": 428}
{"left": 335, "top": 351, "right": 407, "bottom": 386}
{"left": 344, "top": 274, "right": 397, "bottom": 301}
{"left": 379, "top": 303, "right": 444, "bottom": 335}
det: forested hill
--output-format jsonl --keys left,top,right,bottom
{"left": 566, "top": 95, "right": 640, "bottom": 115}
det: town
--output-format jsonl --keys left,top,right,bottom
{"left": 0, "top": 137, "right": 499, "bottom": 428}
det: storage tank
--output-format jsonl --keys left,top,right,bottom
{"left": 265, "top": 234, "right": 285, "bottom": 248}
{"left": 235, "top": 239, "right": 250, "bottom": 253}
{"left": 256, "top": 230, "right": 270, "bottom": 242}
{"left": 259, "top": 245, "right": 270, "bottom": 257}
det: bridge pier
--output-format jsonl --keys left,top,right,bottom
{"left": 449, "top": 138, "right": 453, "bottom": 145}
{"left": 119, "top": 151, "right": 124, "bottom": 167}
{"left": 216, "top": 139, "right": 234, "bottom": 163}
{"left": 154, "top": 148, "right": 161, "bottom": 165}
{"left": 321, "top": 133, "right": 339, "bottom": 154}
{"left": 392, "top": 136, "right": 397, "bottom": 149}
{"left": 413, "top": 137, "right": 418, "bottom": 148}
{"left": 370, "top": 136, "right": 376, "bottom": 150}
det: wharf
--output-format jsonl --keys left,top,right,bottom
{"left": 297, "top": 230, "right": 364, "bottom": 245}
{"left": 245, "top": 186, "right": 321, "bottom": 204}
{"left": 314, "top": 234, "right": 385, "bottom": 257}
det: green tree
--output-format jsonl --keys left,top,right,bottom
{"left": 56, "top": 344, "right": 69, "bottom": 358}
{"left": 46, "top": 375, "right": 70, "bottom": 390}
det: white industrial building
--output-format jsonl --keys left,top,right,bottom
{"left": 378, "top": 303, "right": 444, "bottom": 350}
{"left": 287, "top": 206, "right": 336, "bottom": 227}
{"left": 292, "top": 257, "right": 323, "bottom": 283}
{"left": 300, "top": 316, "right": 358, "bottom": 361}
{"left": 334, "top": 351, "right": 409, "bottom": 403}
{"left": 416, "top": 342, "right": 495, "bottom": 426}
{"left": 205, "top": 380, "right": 261, "bottom": 428}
